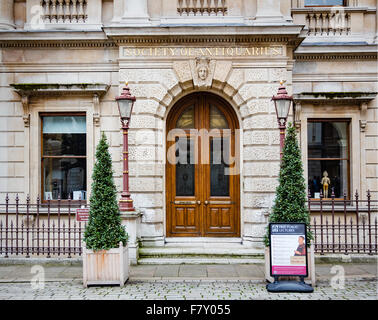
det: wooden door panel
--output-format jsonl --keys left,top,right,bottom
{"left": 166, "top": 93, "right": 240, "bottom": 237}
{"left": 171, "top": 205, "right": 200, "bottom": 234}
{"left": 205, "top": 205, "right": 235, "bottom": 234}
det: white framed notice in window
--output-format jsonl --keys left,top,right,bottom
{"left": 44, "top": 192, "right": 53, "bottom": 200}
{"left": 73, "top": 191, "right": 86, "bottom": 200}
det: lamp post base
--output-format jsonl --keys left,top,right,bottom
{"left": 119, "top": 198, "right": 135, "bottom": 212}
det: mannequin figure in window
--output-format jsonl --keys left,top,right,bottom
{"left": 321, "top": 170, "right": 331, "bottom": 198}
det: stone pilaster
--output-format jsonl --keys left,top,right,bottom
{"left": 0, "top": 0, "right": 15, "bottom": 30}
{"left": 255, "top": 0, "right": 284, "bottom": 23}
{"left": 120, "top": 0, "right": 151, "bottom": 25}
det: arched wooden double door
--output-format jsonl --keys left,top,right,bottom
{"left": 166, "top": 93, "right": 240, "bottom": 237}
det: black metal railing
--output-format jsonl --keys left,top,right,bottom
{"left": 308, "top": 190, "right": 377, "bottom": 255}
{"left": 0, "top": 190, "right": 377, "bottom": 257}
{"left": 0, "top": 195, "right": 87, "bottom": 257}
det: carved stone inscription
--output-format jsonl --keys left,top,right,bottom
{"left": 120, "top": 46, "right": 284, "bottom": 59}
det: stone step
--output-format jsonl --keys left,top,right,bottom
{"left": 139, "top": 247, "right": 264, "bottom": 257}
{"left": 138, "top": 245, "right": 265, "bottom": 264}
{"left": 138, "top": 257, "right": 265, "bottom": 265}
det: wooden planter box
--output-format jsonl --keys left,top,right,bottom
{"left": 83, "top": 242, "right": 129, "bottom": 287}
{"left": 264, "top": 244, "right": 316, "bottom": 286}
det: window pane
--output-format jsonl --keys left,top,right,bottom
{"left": 43, "top": 116, "right": 86, "bottom": 134}
{"left": 308, "top": 121, "right": 348, "bottom": 159}
{"left": 210, "top": 105, "right": 229, "bottom": 129}
{"left": 305, "top": 0, "right": 344, "bottom": 6}
{"left": 308, "top": 160, "right": 348, "bottom": 198}
{"left": 43, "top": 158, "right": 87, "bottom": 200}
{"left": 175, "top": 137, "right": 195, "bottom": 196}
{"left": 43, "top": 116, "right": 86, "bottom": 156}
{"left": 176, "top": 106, "right": 195, "bottom": 129}
{"left": 210, "top": 138, "right": 230, "bottom": 196}
{"left": 43, "top": 133, "right": 86, "bottom": 156}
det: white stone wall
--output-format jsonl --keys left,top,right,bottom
{"left": 117, "top": 52, "right": 294, "bottom": 247}
{"left": 293, "top": 59, "right": 378, "bottom": 200}
{"left": 0, "top": 42, "right": 376, "bottom": 250}
{"left": 0, "top": 46, "right": 119, "bottom": 203}
{"left": 0, "top": 72, "right": 24, "bottom": 200}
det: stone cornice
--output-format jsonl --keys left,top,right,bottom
{"left": 294, "top": 53, "right": 377, "bottom": 60}
{"left": 105, "top": 25, "right": 305, "bottom": 47}
{"left": 10, "top": 83, "right": 110, "bottom": 97}
{"left": 0, "top": 25, "right": 306, "bottom": 48}
{"left": 0, "top": 39, "right": 117, "bottom": 48}
{"left": 294, "top": 92, "right": 377, "bottom": 105}
{"left": 294, "top": 43, "right": 378, "bottom": 60}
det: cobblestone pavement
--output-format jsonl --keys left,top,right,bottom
{"left": 0, "top": 279, "right": 376, "bottom": 300}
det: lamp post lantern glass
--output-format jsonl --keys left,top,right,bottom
{"left": 116, "top": 82, "right": 136, "bottom": 212}
{"left": 272, "top": 81, "right": 293, "bottom": 160}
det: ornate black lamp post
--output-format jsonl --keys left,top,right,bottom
{"left": 272, "top": 80, "right": 293, "bottom": 160}
{"left": 115, "top": 82, "right": 135, "bottom": 212}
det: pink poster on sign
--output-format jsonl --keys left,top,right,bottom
{"left": 270, "top": 223, "right": 308, "bottom": 277}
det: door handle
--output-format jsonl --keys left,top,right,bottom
{"left": 197, "top": 200, "right": 201, "bottom": 205}
{"left": 204, "top": 200, "right": 209, "bottom": 205}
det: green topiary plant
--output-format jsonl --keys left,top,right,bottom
{"left": 84, "top": 132, "right": 128, "bottom": 250}
{"left": 264, "top": 123, "right": 313, "bottom": 247}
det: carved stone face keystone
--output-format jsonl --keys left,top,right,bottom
{"left": 198, "top": 65, "right": 208, "bottom": 80}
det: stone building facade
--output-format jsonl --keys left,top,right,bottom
{"left": 0, "top": 0, "right": 377, "bottom": 263}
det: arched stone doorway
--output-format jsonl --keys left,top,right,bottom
{"left": 166, "top": 92, "right": 240, "bottom": 237}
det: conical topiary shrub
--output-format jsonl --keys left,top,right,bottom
{"left": 264, "top": 123, "right": 313, "bottom": 247}
{"left": 84, "top": 132, "right": 128, "bottom": 250}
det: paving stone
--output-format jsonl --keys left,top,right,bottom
{"left": 129, "top": 265, "right": 156, "bottom": 278}
{"left": 207, "top": 265, "right": 238, "bottom": 278}
{"left": 235, "top": 264, "right": 264, "bottom": 278}
{"left": 179, "top": 265, "right": 207, "bottom": 278}
{"left": 155, "top": 265, "right": 179, "bottom": 277}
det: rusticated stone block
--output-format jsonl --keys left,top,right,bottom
{"left": 239, "top": 84, "right": 277, "bottom": 100}
{"left": 245, "top": 68, "right": 269, "bottom": 82}
{"left": 172, "top": 61, "right": 192, "bottom": 84}
{"left": 213, "top": 60, "right": 232, "bottom": 83}
{"left": 243, "top": 222, "right": 267, "bottom": 238}
{"left": 269, "top": 68, "right": 288, "bottom": 82}
{"left": 243, "top": 161, "right": 280, "bottom": 177}
{"left": 130, "top": 177, "right": 163, "bottom": 192}
{"left": 134, "top": 129, "right": 163, "bottom": 146}
{"left": 129, "top": 162, "right": 164, "bottom": 177}
{"left": 140, "top": 222, "right": 164, "bottom": 237}
{"left": 243, "top": 146, "right": 280, "bottom": 161}
{"left": 243, "top": 130, "right": 270, "bottom": 145}
{"left": 243, "top": 115, "right": 277, "bottom": 130}
{"left": 129, "top": 114, "right": 159, "bottom": 129}
{"left": 133, "top": 99, "right": 160, "bottom": 115}
{"left": 243, "top": 193, "right": 275, "bottom": 209}
{"left": 141, "top": 209, "right": 164, "bottom": 223}
{"left": 129, "top": 83, "right": 168, "bottom": 102}
{"left": 243, "top": 209, "right": 269, "bottom": 223}
{"left": 245, "top": 99, "right": 272, "bottom": 115}
{"left": 128, "top": 145, "right": 158, "bottom": 161}
{"left": 244, "top": 177, "right": 278, "bottom": 192}
{"left": 119, "top": 69, "right": 178, "bottom": 90}
{"left": 132, "top": 193, "right": 164, "bottom": 208}
{"left": 227, "top": 69, "right": 244, "bottom": 90}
